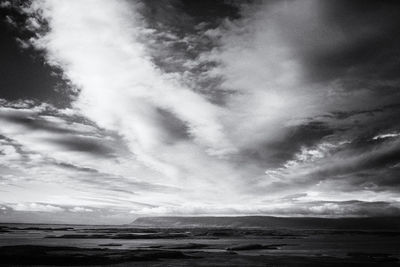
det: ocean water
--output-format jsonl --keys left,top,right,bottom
{"left": 1, "top": 223, "right": 399, "bottom": 266}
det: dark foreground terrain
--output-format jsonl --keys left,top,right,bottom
{"left": 1, "top": 216, "right": 400, "bottom": 266}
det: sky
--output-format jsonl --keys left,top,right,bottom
{"left": 0, "top": 0, "right": 400, "bottom": 224}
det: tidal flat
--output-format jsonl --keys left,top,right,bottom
{"left": 0, "top": 223, "right": 399, "bottom": 266}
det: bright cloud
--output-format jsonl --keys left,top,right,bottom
{"left": 11, "top": 202, "right": 64, "bottom": 212}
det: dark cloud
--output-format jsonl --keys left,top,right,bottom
{"left": 0, "top": 134, "right": 22, "bottom": 150}
{"left": 140, "top": 0, "right": 240, "bottom": 32}
{"left": 0, "top": 105, "right": 126, "bottom": 158}
{"left": 242, "top": 121, "right": 334, "bottom": 168}
{"left": 55, "top": 161, "right": 100, "bottom": 174}
{"left": 156, "top": 108, "right": 190, "bottom": 143}
{"left": 137, "top": 0, "right": 241, "bottom": 105}
{"left": 0, "top": 112, "right": 79, "bottom": 135}
{"left": 51, "top": 136, "right": 115, "bottom": 157}
{"left": 139, "top": 0, "right": 239, "bottom": 63}
{"left": 277, "top": 138, "right": 400, "bottom": 193}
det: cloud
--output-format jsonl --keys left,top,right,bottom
{"left": 373, "top": 132, "right": 400, "bottom": 140}
{"left": 0, "top": 100, "right": 123, "bottom": 163}
{"left": 15, "top": 0, "right": 253, "bottom": 210}
{"left": 198, "top": 1, "right": 347, "bottom": 162}
{"left": 10, "top": 202, "right": 64, "bottom": 212}
{"left": 0, "top": 202, "right": 132, "bottom": 224}
{"left": 0, "top": 1, "right": 11, "bottom": 8}
{"left": 26, "top": 0, "right": 235, "bottom": 158}
{"left": 132, "top": 200, "right": 400, "bottom": 218}
{"left": 260, "top": 135, "right": 400, "bottom": 201}
{"left": 0, "top": 100, "right": 182, "bottom": 214}
{"left": 69, "top": 206, "right": 93, "bottom": 213}
{"left": 1, "top": 0, "right": 399, "bottom": 222}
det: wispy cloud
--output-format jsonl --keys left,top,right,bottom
{"left": 1, "top": 0, "right": 399, "bottom": 222}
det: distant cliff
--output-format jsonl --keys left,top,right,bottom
{"left": 131, "top": 216, "right": 400, "bottom": 229}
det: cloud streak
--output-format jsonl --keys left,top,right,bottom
{"left": 1, "top": 0, "right": 400, "bottom": 223}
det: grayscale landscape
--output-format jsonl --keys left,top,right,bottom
{"left": 1, "top": 0, "right": 400, "bottom": 266}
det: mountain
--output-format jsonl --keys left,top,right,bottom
{"left": 131, "top": 216, "right": 400, "bottom": 229}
